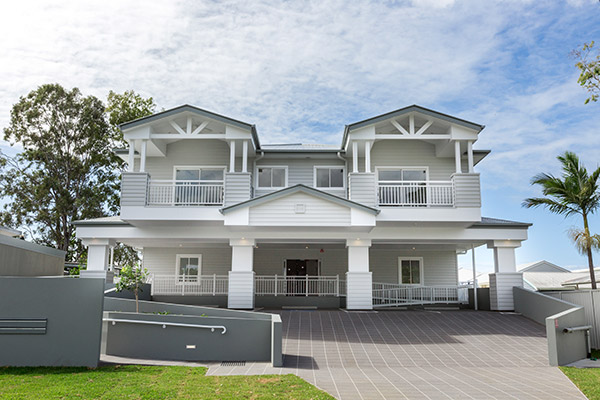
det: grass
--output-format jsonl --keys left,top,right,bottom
{"left": 0, "top": 365, "right": 333, "bottom": 400}
{"left": 560, "top": 349, "right": 600, "bottom": 400}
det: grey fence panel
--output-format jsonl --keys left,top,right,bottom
{"left": 546, "top": 290, "right": 600, "bottom": 349}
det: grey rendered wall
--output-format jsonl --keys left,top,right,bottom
{"left": 348, "top": 173, "right": 377, "bottom": 207}
{"left": 255, "top": 158, "right": 346, "bottom": 198}
{"left": 121, "top": 172, "right": 149, "bottom": 207}
{"left": 224, "top": 172, "right": 252, "bottom": 206}
{"left": 370, "top": 141, "right": 455, "bottom": 180}
{"left": 468, "top": 288, "right": 491, "bottom": 311}
{"left": 0, "top": 277, "right": 104, "bottom": 367}
{"left": 0, "top": 235, "right": 65, "bottom": 276}
{"left": 514, "top": 287, "right": 587, "bottom": 366}
{"left": 453, "top": 173, "right": 481, "bottom": 207}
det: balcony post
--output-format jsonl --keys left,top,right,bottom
{"left": 364, "top": 141, "right": 371, "bottom": 173}
{"left": 454, "top": 140, "right": 462, "bottom": 174}
{"left": 242, "top": 140, "right": 248, "bottom": 173}
{"left": 128, "top": 140, "right": 136, "bottom": 172}
{"left": 139, "top": 140, "right": 147, "bottom": 173}
{"left": 229, "top": 141, "right": 236, "bottom": 173}
{"left": 352, "top": 141, "right": 358, "bottom": 173}
{"left": 467, "top": 141, "right": 474, "bottom": 173}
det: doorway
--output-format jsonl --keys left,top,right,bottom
{"left": 285, "top": 259, "right": 320, "bottom": 276}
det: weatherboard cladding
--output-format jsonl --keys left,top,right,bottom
{"left": 224, "top": 173, "right": 252, "bottom": 206}
{"left": 453, "top": 174, "right": 481, "bottom": 207}
{"left": 120, "top": 173, "right": 149, "bottom": 207}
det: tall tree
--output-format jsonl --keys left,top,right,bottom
{"left": 573, "top": 41, "right": 600, "bottom": 104}
{"left": 523, "top": 152, "right": 600, "bottom": 289}
{"left": 0, "top": 84, "right": 118, "bottom": 261}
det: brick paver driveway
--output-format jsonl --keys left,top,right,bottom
{"left": 207, "top": 309, "right": 585, "bottom": 399}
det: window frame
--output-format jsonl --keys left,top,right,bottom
{"left": 175, "top": 254, "right": 203, "bottom": 280}
{"left": 398, "top": 257, "right": 424, "bottom": 286}
{"left": 376, "top": 166, "right": 429, "bottom": 183}
{"left": 172, "top": 166, "right": 226, "bottom": 182}
{"left": 255, "top": 165, "right": 288, "bottom": 189}
{"left": 313, "top": 165, "right": 346, "bottom": 189}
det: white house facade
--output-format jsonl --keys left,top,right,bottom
{"left": 75, "top": 104, "right": 530, "bottom": 311}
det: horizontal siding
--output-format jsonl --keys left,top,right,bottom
{"left": 370, "top": 250, "right": 458, "bottom": 286}
{"left": 453, "top": 173, "right": 481, "bottom": 207}
{"left": 224, "top": 173, "right": 252, "bottom": 206}
{"left": 144, "top": 140, "right": 230, "bottom": 180}
{"left": 249, "top": 192, "right": 350, "bottom": 226}
{"left": 142, "top": 247, "right": 231, "bottom": 276}
{"left": 348, "top": 173, "right": 376, "bottom": 207}
{"left": 490, "top": 273, "right": 523, "bottom": 310}
{"left": 370, "top": 141, "right": 455, "bottom": 181}
{"left": 121, "top": 172, "right": 148, "bottom": 206}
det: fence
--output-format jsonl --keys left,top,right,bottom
{"left": 255, "top": 275, "right": 345, "bottom": 297}
{"left": 377, "top": 180, "right": 454, "bottom": 206}
{"left": 546, "top": 290, "right": 600, "bottom": 349}
{"left": 147, "top": 180, "right": 224, "bottom": 206}
{"left": 151, "top": 274, "right": 229, "bottom": 296}
{"left": 372, "top": 282, "right": 468, "bottom": 307}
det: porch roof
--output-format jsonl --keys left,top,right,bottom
{"left": 220, "top": 184, "right": 380, "bottom": 215}
{"left": 469, "top": 217, "right": 532, "bottom": 229}
{"left": 72, "top": 216, "right": 132, "bottom": 226}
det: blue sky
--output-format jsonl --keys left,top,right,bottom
{"left": 0, "top": 0, "right": 599, "bottom": 271}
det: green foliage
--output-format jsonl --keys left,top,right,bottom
{"left": 0, "top": 84, "right": 118, "bottom": 260}
{"left": 573, "top": 41, "right": 600, "bottom": 104}
{"left": 0, "top": 365, "right": 334, "bottom": 399}
{"left": 523, "top": 151, "right": 600, "bottom": 288}
{"left": 106, "top": 90, "right": 157, "bottom": 145}
{"left": 568, "top": 227, "right": 600, "bottom": 256}
{"left": 116, "top": 265, "right": 149, "bottom": 312}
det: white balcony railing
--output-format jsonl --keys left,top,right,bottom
{"left": 255, "top": 275, "right": 345, "bottom": 297}
{"left": 147, "top": 180, "right": 224, "bottom": 206}
{"left": 151, "top": 274, "right": 229, "bottom": 296}
{"left": 377, "top": 180, "right": 454, "bottom": 207}
{"left": 372, "top": 282, "right": 468, "bottom": 307}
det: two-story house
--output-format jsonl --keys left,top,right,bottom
{"left": 74, "top": 105, "right": 530, "bottom": 311}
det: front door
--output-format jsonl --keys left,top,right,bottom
{"left": 285, "top": 259, "right": 320, "bottom": 295}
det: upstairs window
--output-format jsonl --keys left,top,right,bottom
{"left": 257, "top": 167, "right": 286, "bottom": 188}
{"left": 378, "top": 168, "right": 427, "bottom": 183}
{"left": 315, "top": 167, "right": 345, "bottom": 188}
{"left": 175, "top": 168, "right": 224, "bottom": 181}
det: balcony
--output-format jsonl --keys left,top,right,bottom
{"left": 377, "top": 180, "right": 454, "bottom": 207}
{"left": 147, "top": 180, "right": 224, "bottom": 206}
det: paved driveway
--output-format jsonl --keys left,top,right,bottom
{"left": 207, "top": 309, "right": 585, "bottom": 399}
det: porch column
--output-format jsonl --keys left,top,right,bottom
{"left": 346, "top": 239, "right": 372, "bottom": 310}
{"left": 80, "top": 239, "right": 115, "bottom": 282}
{"left": 487, "top": 240, "right": 523, "bottom": 311}
{"left": 128, "top": 140, "right": 136, "bottom": 172}
{"left": 139, "top": 139, "right": 148, "bottom": 173}
{"left": 228, "top": 238, "right": 255, "bottom": 309}
{"left": 454, "top": 140, "right": 462, "bottom": 174}
{"left": 229, "top": 141, "right": 236, "bottom": 173}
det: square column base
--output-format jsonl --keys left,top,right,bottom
{"left": 228, "top": 271, "right": 255, "bottom": 309}
{"left": 80, "top": 270, "right": 114, "bottom": 283}
{"left": 346, "top": 271, "right": 373, "bottom": 310}
{"left": 489, "top": 272, "right": 523, "bottom": 311}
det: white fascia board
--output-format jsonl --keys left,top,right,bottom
{"left": 377, "top": 207, "right": 481, "bottom": 222}
{"left": 120, "top": 206, "right": 224, "bottom": 221}
{"left": 350, "top": 208, "right": 377, "bottom": 227}
{"left": 123, "top": 126, "right": 151, "bottom": 140}
{"left": 225, "top": 125, "right": 252, "bottom": 139}
{"left": 224, "top": 207, "right": 249, "bottom": 226}
{"left": 450, "top": 125, "right": 479, "bottom": 141}
{"left": 345, "top": 126, "right": 375, "bottom": 151}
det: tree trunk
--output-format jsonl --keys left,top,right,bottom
{"left": 583, "top": 213, "right": 597, "bottom": 290}
{"left": 135, "top": 288, "right": 139, "bottom": 313}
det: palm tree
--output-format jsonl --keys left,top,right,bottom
{"left": 523, "top": 151, "right": 600, "bottom": 289}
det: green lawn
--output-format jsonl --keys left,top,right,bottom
{"left": 560, "top": 349, "right": 600, "bottom": 400}
{"left": 0, "top": 365, "right": 333, "bottom": 400}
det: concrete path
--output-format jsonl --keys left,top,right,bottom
{"left": 206, "top": 309, "right": 585, "bottom": 399}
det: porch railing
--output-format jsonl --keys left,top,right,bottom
{"left": 377, "top": 180, "right": 454, "bottom": 207}
{"left": 372, "top": 282, "right": 468, "bottom": 307}
{"left": 147, "top": 180, "right": 224, "bottom": 206}
{"left": 255, "top": 275, "right": 345, "bottom": 297}
{"left": 151, "top": 274, "right": 229, "bottom": 296}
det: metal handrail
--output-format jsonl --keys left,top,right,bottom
{"left": 103, "top": 318, "right": 227, "bottom": 334}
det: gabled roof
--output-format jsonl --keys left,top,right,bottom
{"left": 342, "top": 104, "right": 485, "bottom": 148}
{"left": 220, "top": 184, "right": 380, "bottom": 215}
{"left": 517, "top": 260, "right": 570, "bottom": 273}
{"left": 119, "top": 104, "right": 261, "bottom": 149}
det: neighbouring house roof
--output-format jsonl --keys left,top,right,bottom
{"left": 71, "top": 216, "right": 131, "bottom": 226}
{"left": 342, "top": 104, "right": 486, "bottom": 148}
{"left": 0, "top": 225, "right": 22, "bottom": 238}
{"left": 118, "top": 104, "right": 261, "bottom": 149}
{"left": 469, "top": 217, "right": 532, "bottom": 228}
{"left": 517, "top": 260, "right": 570, "bottom": 273}
{"left": 562, "top": 270, "right": 600, "bottom": 288}
{"left": 220, "top": 184, "right": 380, "bottom": 215}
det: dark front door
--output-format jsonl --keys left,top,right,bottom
{"left": 285, "top": 259, "right": 319, "bottom": 295}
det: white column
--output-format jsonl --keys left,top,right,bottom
{"left": 487, "top": 240, "right": 523, "bottom": 311}
{"left": 467, "top": 141, "right": 474, "bottom": 173}
{"left": 364, "top": 141, "right": 371, "bottom": 173}
{"left": 228, "top": 238, "right": 255, "bottom": 309}
{"left": 471, "top": 244, "right": 478, "bottom": 311}
{"left": 242, "top": 140, "right": 248, "bottom": 173}
{"left": 229, "top": 141, "right": 236, "bottom": 173}
{"left": 139, "top": 140, "right": 147, "bottom": 173}
{"left": 128, "top": 140, "right": 136, "bottom": 172}
{"left": 81, "top": 239, "right": 115, "bottom": 282}
{"left": 454, "top": 140, "right": 462, "bottom": 174}
{"left": 346, "top": 239, "right": 372, "bottom": 310}
{"left": 352, "top": 141, "right": 358, "bottom": 173}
